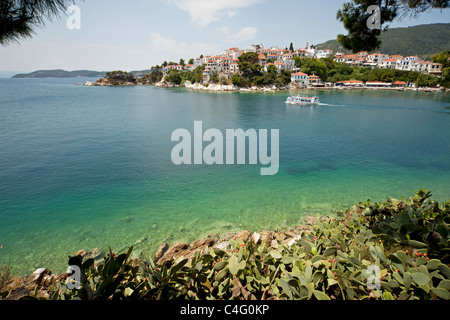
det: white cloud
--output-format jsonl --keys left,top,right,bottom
{"left": 165, "top": 0, "right": 263, "bottom": 27}
{"left": 227, "top": 26, "right": 258, "bottom": 43}
{"left": 149, "top": 32, "right": 219, "bottom": 61}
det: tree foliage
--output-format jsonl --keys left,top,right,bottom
{"left": 0, "top": 0, "right": 79, "bottom": 45}
{"left": 139, "top": 66, "right": 163, "bottom": 84}
{"left": 296, "top": 58, "right": 329, "bottom": 80}
{"left": 234, "top": 52, "right": 292, "bottom": 87}
{"left": 180, "top": 65, "right": 205, "bottom": 84}
{"left": 337, "top": 0, "right": 449, "bottom": 52}
{"left": 432, "top": 50, "right": 450, "bottom": 87}
{"left": 164, "top": 69, "right": 182, "bottom": 85}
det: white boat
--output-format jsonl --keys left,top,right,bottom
{"left": 285, "top": 95, "right": 320, "bottom": 105}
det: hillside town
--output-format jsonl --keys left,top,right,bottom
{"left": 160, "top": 43, "right": 444, "bottom": 90}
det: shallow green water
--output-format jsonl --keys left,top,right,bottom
{"left": 0, "top": 78, "right": 449, "bottom": 275}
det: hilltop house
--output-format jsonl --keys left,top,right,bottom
{"left": 316, "top": 49, "right": 333, "bottom": 59}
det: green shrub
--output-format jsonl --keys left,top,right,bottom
{"left": 40, "top": 190, "right": 449, "bottom": 300}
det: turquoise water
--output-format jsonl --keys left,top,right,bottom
{"left": 0, "top": 78, "right": 449, "bottom": 275}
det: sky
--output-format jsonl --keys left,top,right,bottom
{"left": 0, "top": 0, "right": 449, "bottom": 75}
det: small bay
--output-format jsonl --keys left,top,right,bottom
{"left": 0, "top": 78, "right": 449, "bottom": 275}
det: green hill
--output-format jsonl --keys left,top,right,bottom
{"left": 316, "top": 23, "right": 450, "bottom": 58}
{"left": 12, "top": 69, "right": 107, "bottom": 78}
{"left": 12, "top": 69, "right": 151, "bottom": 79}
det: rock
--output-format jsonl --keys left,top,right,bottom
{"left": 215, "top": 241, "right": 228, "bottom": 250}
{"left": 156, "top": 237, "right": 216, "bottom": 264}
{"left": 74, "top": 249, "right": 87, "bottom": 257}
{"left": 259, "top": 231, "right": 275, "bottom": 245}
{"left": 250, "top": 232, "right": 261, "bottom": 244}
{"left": 154, "top": 243, "right": 169, "bottom": 262}
{"left": 235, "top": 230, "right": 251, "bottom": 242}
{"left": 123, "top": 216, "right": 133, "bottom": 223}
{"left": 189, "top": 237, "right": 214, "bottom": 251}
{"left": 303, "top": 216, "right": 319, "bottom": 226}
{"left": 3, "top": 276, "right": 25, "bottom": 293}
{"left": 2, "top": 270, "right": 68, "bottom": 300}
{"left": 206, "top": 233, "right": 219, "bottom": 240}
{"left": 26, "top": 268, "right": 52, "bottom": 287}
{"left": 274, "top": 232, "right": 287, "bottom": 242}
{"left": 286, "top": 224, "right": 313, "bottom": 236}
{"left": 156, "top": 242, "right": 189, "bottom": 264}
{"left": 180, "top": 238, "right": 215, "bottom": 260}
{"left": 134, "top": 237, "right": 148, "bottom": 246}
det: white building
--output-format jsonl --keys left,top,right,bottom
{"left": 291, "top": 72, "right": 309, "bottom": 86}
{"left": 380, "top": 57, "right": 401, "bottom": 69}
{"left": 429, "top": 63, "right": 443, "bottom": 76}
{"left": 315, "top": 49, "right": 333, "bottom": 59}
{"left": 367, "top": 53, "right": 389, "bottom": 66}
{"left": 396, "top": 56, "right": 420, "bottom": 71}
{"left": 247, "top": 44, "right": 264, "bottom": 54}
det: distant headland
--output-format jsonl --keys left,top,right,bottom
{"left": 11, "top": 69, "right": 150, "bottom": 79}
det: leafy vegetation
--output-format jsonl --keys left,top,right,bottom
{"left": 101, "top": 70, "right": 137, "bottom": 85}
{"left": 432, "top": 50, "right": 450, "bottom": 87}
{"left": 231, "top": 52, "right": 291, "bottom": 88}
{"left": 0, "top": 246, "right": 13, "bottom": 295}
{"left": 336, "top": 1, "right": 449, "bottom": 52}
{"left": 296, "top": 57, "right": 444, "bottom": 87}
{"left": 10, "top": 189, "right": 447, "bottom": 301}
{"left": 164, "top": 69, "right": 183, "bottom": 86}
{"left": 139, "top": 66, "right": 163, "bottom": 84}
{"left": 0, "top": 0, "right": 78, "bottom": 45}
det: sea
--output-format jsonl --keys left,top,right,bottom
{"left": 0, "top": 77, "right": 449, "bottom": 275}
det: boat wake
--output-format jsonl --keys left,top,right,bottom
{"left": 318, "top": 103, "right": 346, "bottom": 107}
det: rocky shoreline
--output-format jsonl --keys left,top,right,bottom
{"left": 0, "top": 216, "right": 320, "bottom": 300}
{"left": 181, "top": 81, "right": 289, "bottom": 92}
{"left": 85, "top": 79, "right": 446, "bottom": 93}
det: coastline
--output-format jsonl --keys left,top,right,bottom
{"left": 0, "top": 215, "right": 321, "bottom": 300}
{"left": 85, "top": 79, "right": 446, "bottom": 93}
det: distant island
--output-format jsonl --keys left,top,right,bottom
{"left": 12, "top": 69, "right": 151, "bottom": 79}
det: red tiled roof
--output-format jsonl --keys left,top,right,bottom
{"left": 292, "top": 72, "right": 307, "bottom": 76}
{"left": 337, "top": 80, "right": 364, "bottom": 83}
{"left": 382, "top": 58, "right": 399, "bottom": 62}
